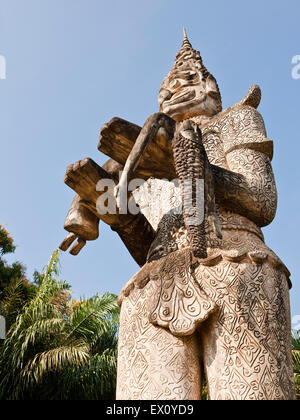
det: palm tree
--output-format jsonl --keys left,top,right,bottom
{"left": 292, "top": 330, "right": 300, "bottom": 400}
{"left": 0, "top": 250, "right": 119, "bottom": 400}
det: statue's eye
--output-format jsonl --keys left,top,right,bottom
{"left": 170, "top": 79, "right": 180, "bottom": 89}
{"left": 188, "top": 73, "right": 196, "bottom": 80}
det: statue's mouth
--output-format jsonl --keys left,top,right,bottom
{"left": 162, "top": 91, "right": 208, "bottom": 119}
{"left": 164, "top": 90, "right": 196, "bottom": 107}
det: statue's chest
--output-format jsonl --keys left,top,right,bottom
{"left": 201, "top": 124, "right": 227, "bottom": 169}
{"left": 134, "top": 121, "right": 227, "bottom": 230}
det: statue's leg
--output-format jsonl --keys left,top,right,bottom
{"left": 116, "top": 279, "right": 202, "bottom": 400}
{"left": 198, "top": 260, "right": 296, "bottom": 400}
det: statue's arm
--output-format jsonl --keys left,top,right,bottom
{"left": 211, "top": 129, "right": 277, "bottom": 227}
{"left": 60, "top": 158, "right": 155, "bottom": 266}
{"left": 114, "top": 113, "right": 175, "bottom": 205}
{"left": 60, "top": 111, "right": 175, "bottom": 265}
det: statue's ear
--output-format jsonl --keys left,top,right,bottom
{"left": 205, "top": 75, "right": 222, "bottom": 113}
{"left": 205, "top": 74, "right": 220, "bottom": 95}
{"left": 238, "top": 84, "right": 261, "bottom": 109}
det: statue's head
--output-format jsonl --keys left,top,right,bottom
{"left": 159, "top": 29, "right": 222, "bottom": 122}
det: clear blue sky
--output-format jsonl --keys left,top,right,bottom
{"left": 0, "top": 0, "right": 299, "bottom": 324}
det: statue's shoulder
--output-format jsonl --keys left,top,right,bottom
{"left": 204, "top": 85, "right": 273, "bottom": 160}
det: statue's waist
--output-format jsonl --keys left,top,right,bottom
{"left": 118, "top": 244, "right": 291, "bottom": 337}
{"left": 149, "top": 210, "right": 265, "bottom": 259}
{"left": 208, "top": 209, "right": 264, "bottom": 241}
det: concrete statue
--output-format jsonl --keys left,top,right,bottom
{"left": 60, "top": 29, "right": 296, "bottom": 400}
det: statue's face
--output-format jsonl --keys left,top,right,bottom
{"left": 159, "top": 68, "right": 221, "bottom": 122}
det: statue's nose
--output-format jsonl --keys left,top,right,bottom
{"left": 158, "top": 88, "right": 172, "bottom": 106}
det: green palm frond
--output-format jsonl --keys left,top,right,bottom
{"left": 23, "top": 342, "right": 89, "bottom": 380}
{"left": 56, "top": 349, "right": 117, "bottom": 400}
{"left": 292, "top": 350, "right": 300, "bottom": 375}
{"left": 67, "top": 293, "right": 119, "bottom": 343}
{"left": 0, "top": 280, "right": 24, "bottom": 317}
{"left": 292, "top": 331, "right": 300, "bottom": 399}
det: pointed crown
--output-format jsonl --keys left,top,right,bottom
{"left": 174, "top": 28, "right": 205, "bottom": 71}
{"left": 161, "top": 28, "right": 221, "bottom": 105}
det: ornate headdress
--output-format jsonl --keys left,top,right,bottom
{"left": 160, "top": 28, "right": 222, "bottom": 112}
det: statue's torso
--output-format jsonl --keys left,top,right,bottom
{"left": 134, "top": 105, "right": 267, "bottom": 262}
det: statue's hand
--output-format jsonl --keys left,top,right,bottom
{"left": 114, "top": 184, "right": 121, "bottom": 208}
{"left": 59, "top": 232, "right": 86, "bottom": 256}
{"left": 114, "top": 178, "right": 127, "bottom": 209}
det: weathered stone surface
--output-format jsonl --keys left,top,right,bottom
{"left": 60, "top": 29, "right": 296, "bottom": 400}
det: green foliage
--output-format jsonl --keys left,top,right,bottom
{"left": 0, "top": 254, "right": 28, "bottom": 296}
{"left": 0, "top": 250, "right": 119, "bottom": 400}
{"left": 0, "top": 279, "right": 36, "bottom": 330}
{"left": 292, "top": 330, "right": 300, "bottom": 400}
{"left": 0, "top": 225, "right": 36, "bottom": 328}
{"left": 0, "top": 226, "right": 15, "bottom": 255}
{"left": 201, "top": 383, "right": 208, "bottom": 400}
